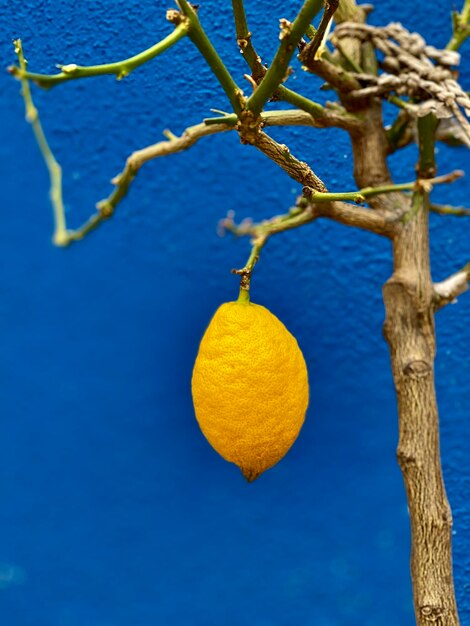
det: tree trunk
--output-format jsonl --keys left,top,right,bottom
{"left": 382, "top": 206, "right": 460, "bottom": 626}
{"left": 348, "top": 101, "right": 460, "bottom": 625}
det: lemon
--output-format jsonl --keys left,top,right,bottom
{"left": 191, "top": 299, "right": 309, "bottom": 481}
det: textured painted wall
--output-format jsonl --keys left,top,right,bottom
{"left": 1, "top": 2, "right": 469, "bottom": 625}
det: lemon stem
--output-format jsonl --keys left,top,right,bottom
{"left": 237, "top": 288, "right": 251, "bottom": 303}
{"left": 233, "top": 235, "right": 267, "bottom": 303}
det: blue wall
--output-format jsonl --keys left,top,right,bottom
{"left": 1, "top": 2, "right": 469, "bottom": 625}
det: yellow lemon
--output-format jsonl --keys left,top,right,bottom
{"left": 191, "top": 299, "right": 309, "bottom": 481}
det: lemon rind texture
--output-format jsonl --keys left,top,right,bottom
{"left": 192, "top": 301, "right": 309, "bottom": 480}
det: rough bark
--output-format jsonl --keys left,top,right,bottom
{"left": 348, "top": 102, "right": 460, "bottom": 625}
{"left": 383, "top": 208, "right": 459, "bottom": 626}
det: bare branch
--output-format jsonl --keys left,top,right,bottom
{"left": 447, "top": 0, "right": 470, "bottom": 51}
{"left": 306, "top": 170, "right": 463, "bottom": 204}
{"left": 301, "top": 56, "right": 361, "bottom": 92}
{"left": 315, "top": 200, "right": 395, "bottom": 235}
{"left": 205, "top": 105, "right": 361, "bottom": 131}
{"left": 231, "top": 0, "right": 266, "bottom": 81}
{"left": 434, "top": 263, "right": 470, "bottom": 309}
{"left": 125, "top": 122, "right": 231, "bottom": 170}
{"left": 261, "top": 107, "right": 362, "bottom": 132}
{"left": 223, "top": 193, "right": 394, "bottom": 241}
{"left": 14, "top": 36, "right": 234, "bottom": 247}
{"left": 430, "top": 203, "right": 470, "bottom": 217}
{"left": 238, "top": 120, "right": 462, "bottom": 238}
{"left": 245, "top": 130, "right": 328, "bottom": 191}
{"left": 8, "top": 20, "right": 189, "bottom": 88}
{"left": 387, "top": 114, "right": 470, "bottom": 154}
{"left": 231, "top": 0, "right": 361, "bottom": 130}
{"left": 246, "top": 0, "right": 325, "bottom": 115}
{"left": 96, "top": 120, "right": 233, "bottom": 220}
{"left": 175, "top": 1, "right": 244, "bottom": 115}
{"left": 299, "top": 0, "right": 339, "bottom": 65}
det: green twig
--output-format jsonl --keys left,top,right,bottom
{"left": 13, "top": 39, "right": 143, "bottom": 245}
{"left": 14, "top": 39, "right": 236, "bottom": 246}
{"left": 232, "top": 234, "right": 268, "bottom": 303}
{"left": 403, "top": 187, "right": 425, "bottom": 224}
{"left": 416, "top": 113, "right": 439, "bottom": 179}
{"left": 9, "top": 22, "right": 189, "bottom": 88}
{"left": 404, "top": 111, "right": 439, "bottom": 224}
{"left": 388, "top": 95, "right": 415, "bottom": 111}
{"left": 246, "top": 0, "right": 324, "bottom": 116}
{"left": 386, "top": 110, "right": 413, "bottom": 154}
{"left": 430, "top": 203, "right": 470, "bottom": 217}
{"left": 225, "top": 205, "right": 313, "bottom": 301}
{"left": 304, "top": 171, "right": 463, "bottom": 205}
{"left": 334, "top": 0, "right": 363, "bottom": 22}
{"left": 231, "top": 0, "right": 358, "bottom": 129}
{"left": 277, "top": 86, "right": 329, "bottom": 119}
{"left": 447, "top": 0, "right": 470, "bottom": 51}
{"left": 231, "top": 0, "right": 265, "bottom": 80}
{"left": 14, "top": 40, "right": 72, "bottom": 245}
{"left": 176, "top": 0, "right": 244, "bottom": 115}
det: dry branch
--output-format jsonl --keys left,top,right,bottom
{"left": 434, "top": 263, "right": 470, "bottom": 309}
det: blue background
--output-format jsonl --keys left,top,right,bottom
{"left": 1, "top": 1, "right": 469, "bottom": 624}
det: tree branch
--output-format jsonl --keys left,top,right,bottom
{"left": 175, "top": 1, "right": 244, "bottom": 115}
{"left": 246, "top": 130, "right": 328, "bottom": 191}
{"left": 305, "top": 171, "right": 463, "bottom": 204}
{"left": 79, "top": 119, "right": 234, "bottom": 240}
{"left": 416, "top": 113, "right": 439, "bottom": 179}
{"left": 223, "top": 193, "right": 394, "bottom": 241}
{"left": 262, "top": 107, "right": 362, "bottom": 132}
{"left": 14, "top": 39, "right": 70, "bottom": 245}
{"left": 434, "top": 263, "right": 470, "bottom": 309}
{"left": 387, "top": 114, "right": 470, "bottom": 154}
{"left": 231, "top": 0, "right": 266, "bottom": 81}
{"left": 301, "top": 54, "right": 361, "bottom": 92}
{"left": 299, "top": 0, "right": 339, "bottom": 65}
{"left": 14, "top": 37, "right": 234, "bottom": 247}
{"left": 239, "top": 119, "right": 461, "bottom": 237}
{"left": 246, "top": 0, "right": 324, "bottom": 116}
{"left": 230, "top": 0, "right": 361, "bottom": 131}
{"left": 12, "top": 54, "right": 367, "bottom": 249}
{"left": 430, "top": 203, "right": 470, "bottom": 217}
{"left": 447, "top": 0, "right": 470, "bottom": 51}
{"left": 382, "top": 79, "right": 461, "bottom": 625}
{"left": 222, "top": 190, "right": 394, "bottom": 296}
{"left": 8, "top": 20, "right": 189, "bottom": 88}
{"left": 315, "top": 200, "right": 395, "bottom": 234}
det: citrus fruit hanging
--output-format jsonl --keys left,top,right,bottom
{"left": 191, "top": 298, "right": 309, "bottom": 481}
